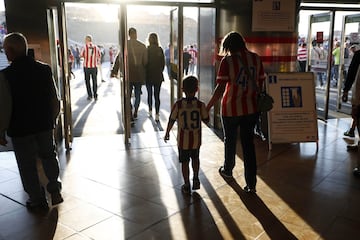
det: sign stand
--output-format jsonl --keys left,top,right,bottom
{"left": 266, "top": 72, "right": 318, "bottom": 150}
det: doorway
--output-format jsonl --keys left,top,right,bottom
{"left": 57, "top": 2, "right": 214, "bottom": 148}
{"left": 299, "top": 4, "right": 360, "bottom": 120}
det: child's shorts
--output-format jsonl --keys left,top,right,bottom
{"left": 178, "top": 148, "right": 199, "bottom": 163}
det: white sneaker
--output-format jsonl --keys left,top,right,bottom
{"left": 155, "top": 114, "right": 159, "bottom": 121}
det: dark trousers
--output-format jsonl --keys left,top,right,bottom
{"left": 12, "top": 130, "right": 62, "bottom": 202}
{"left": 298, "top": 60, "right": 306, "bottom": 72}
{"left": 222, "top": 114, "right": 257, "bottom": 188}
{"left": 84, "top": 67, "right": 98, "bottom": 98}
{"left": 146, "top": 82, "right": 162, "bottom": 114}
{"left": 130, "top": 82, "right": 142, "bottom": 111}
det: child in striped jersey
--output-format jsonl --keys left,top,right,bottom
{"left": 164, "top": 76, "right": 209, "bottom": 194}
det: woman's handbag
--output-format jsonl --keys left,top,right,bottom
{"left": 257, "top": 92, "right": 274, "bottom": 112}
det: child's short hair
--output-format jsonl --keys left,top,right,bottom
{"left": 182, "top": 76, "right": 198, "bottom": 93}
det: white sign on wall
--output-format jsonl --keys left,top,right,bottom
{"left": 267, "top": 72, "right": 318, "bottom": 149}
{"left": 252, "top": 0, "right": 296, "bottom": 32}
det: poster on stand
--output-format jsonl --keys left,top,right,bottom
{"left": 267, "top": 72, "right": 318, "bottom": 148}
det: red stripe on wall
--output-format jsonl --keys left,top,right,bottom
{"left": 245, "top": 37, "right": 297, "bottom": 44}
{"left": 261, "top": 56, "right": 297, "bottom": 62}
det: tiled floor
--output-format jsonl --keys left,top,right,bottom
{"left": 1, "top": 65, "right": 360, "bottom": 239}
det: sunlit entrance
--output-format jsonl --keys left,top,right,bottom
{"left": 53, "top": 2, "right": 215, "bottom": 149}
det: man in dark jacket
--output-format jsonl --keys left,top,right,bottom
{"left": 2, "top": 32, "right": 63, "bottom": 211}
{"left": 342, "top": 47, "right": 360, "bottom": 177}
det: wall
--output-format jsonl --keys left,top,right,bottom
{"left": 4, "top": 0, "right": 51, "bottom": 64}
{"left": 217, "top": 0, "right": 300, "bottom": 74}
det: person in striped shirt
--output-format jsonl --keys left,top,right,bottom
{"left": 297, "top": 42, "right": 307, "bottom": 72}
{"left": 81, "top": 35, "right": 101, "bottom": 101}
{"left": 206, "top": 31, "right": 265, "bottom": 193}
{"left": 164, "top": 76, "right": 209, "bottom": 194}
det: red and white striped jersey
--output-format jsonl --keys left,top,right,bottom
{"left": 297, "top": 46, "right": 307, "bottom": 61}
{"left": 169, "top": 97, "right": 209, "bottom": 150}
{"left": 188, "top": 48, "right": 197, "bottom": 64}
{"left": 217, "top": 50, "right": 265, "bottom": 116}
{"left": 81, "top": 43, "right": 101, "bottom": 68}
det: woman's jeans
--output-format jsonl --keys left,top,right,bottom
{"left": 130, "top": 82, "right": 142, "bottom": 112}
{"left": 222, "top": 114, "right": 257, "bottom": 188}
{"left": 146, "top": 82, "right": 162, "bottom": 114}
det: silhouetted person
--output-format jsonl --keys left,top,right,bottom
{"left": 206, "top": 31, "right": 266, "bottom": 193}
{"left": 183, "top": 47, "right": 191, "bottom": 75}
{"left": 1, "top": 32, "right": 63, "bottom": 211}
{"left": 342, "top": 47, "right": 360, "bottom": 177}
{"left": 81, "top": 35, "right": 101, "bottom": 101}
{"left": 111, "top": 28, "right": 148, "bottom": 122}
{"left": 164, "top": 76, "right": 209, "bottom": 193}
{"left": 145, "top": 32, "right": 165, "bottom": 121}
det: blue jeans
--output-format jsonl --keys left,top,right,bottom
{"left": 222, "top": 114, "right": 257, "bottom": 188}
{"left": 130, "top": 82, "right": 142, "bottom": 111}
{"left": 84, "top": 67, "right": 98, "bottom": 98}
{"left": 146, "top": 82, "right": 162, "bottom": 114}
{"left": 12, "top": 130, "right": 62, "bottom": 202}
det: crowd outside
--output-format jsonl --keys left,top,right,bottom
{"left": 80, "top": 35, "right": 101, "bottom": 101}
{"left": 188, "top": 44, "right": 198, "bottom": 75}
{"left": 164, "top": 43, "right": 171, "bottom": 78}
{"left": 145, "top": 32, "right": 165, "bottom": 122}
{"left": 164, "top": 75, "right": 209, "bottom": 194}
{"left": 206, "top": 31, "right": 265, "bottom": 193}
{"left": 311, "top": 39, "right": 326, "bottom": 88}
{"left": 72, "top": 44, "right": 81, "bottom": 69}
{"left": 111, "top": 27, "right": 148, "bottom": 123}
{"left": 109, "top": 46, "right": 116, "bottom": 65}
{"left": 183, "top": 47, "right": 191, "bottom": 75}
{"left": 331, "top": 41, "right": 341, "bottom": 87}
{"left": 342, "top": 45, "right": 360, "bottom": 177}
{"left": 97, "top": 45, "right": 106, "bottom": 83}
{"left": 342, "top": 38, "right": 352, "bottom": 85}
{"left": 0, "top": 32, "right": 63, "bottom": 211}
{"left": 67, "top": 48, "right": 75, "bottom": 79}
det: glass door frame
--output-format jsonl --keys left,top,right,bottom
{"left": 301, "top": 4, "right": 360, "bottom": 121}
{"left": 54, "top": 0, "right": 216, "bottom": 145}
{"left": 307, "top": 11, "right": 334, "bottom": 120}
{"left": 50, "top": 2, "right": 73, "bottom": 151}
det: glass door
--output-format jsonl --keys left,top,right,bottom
{"left": 50, "top": 3, "right": 73, "bottom": 151}
{"left": 307, "top": 12, "right": 334, "bottom": 120}
{"left": 119, "top": 4, "right": 130, "bottom": 144}
{"left": 198, "top": 6, "right": 216, "bottom": 125}
{"left": 169, "top": 7, "right": 180, "bottom": 107}
{"left": 338, "top": 13, "right": 360, "bottom": 115}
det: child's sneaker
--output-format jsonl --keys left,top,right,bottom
{"left": 181, "top": 184, "right": 191, "bottom": 194}
{"left": 192, "top": 178, "right": 200, "bottom": 190}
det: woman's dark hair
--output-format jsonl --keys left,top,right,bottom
{"left": 147, "top": 32, "right": 159, "bottom": 47}
{"left": 219, "top": 31, "right": 246, "bottom": 55}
